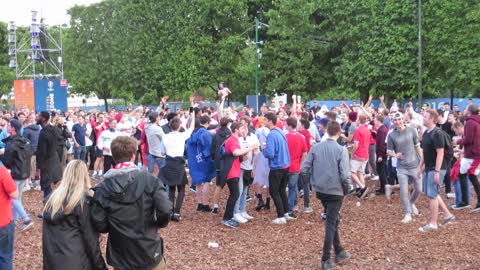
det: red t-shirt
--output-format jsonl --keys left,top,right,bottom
{"left": 0, "top": 166, "right": 17, "bottom": 227}
{"left": 225, "top": 135, "right": 241, "bottom": 180}
{"left": 369, "top": 121, "right": 376, "bottom": 145}
{"left": 276, "top": 121, "right": 284, "bottom": 130}
{"left": 298, "top": 130, "right": 312, "bottom": 153}
{"left": 94, "top": 122, "right": 107, "bottom": 146}
{"left": 354, "top": 125, "right": 370, "bottom": 159}
{"left": 285, "top": 131, "right": 308, "bottom": 173}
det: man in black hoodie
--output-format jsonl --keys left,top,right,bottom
{"left": 36, "top": 111, "right": 63, "bottom": 199}
{"left": 90, "top": 136, "right": 171, "bottom": 270}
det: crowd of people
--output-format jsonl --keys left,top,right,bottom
{"left": 0, "top": 92, "right": 479, "bottom": 270}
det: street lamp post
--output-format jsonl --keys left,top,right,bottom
{"left": 417, "top": 0, "right": 423, "bottom": 108}
{"left": 255, "top": 17, "right": 259, "bottom": 97}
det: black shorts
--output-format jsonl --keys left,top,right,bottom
{"left": 243, "top": 170, "right": 253, "bottom": 186}
{"left": 95, "top": 147, "right": 104, "bottom": 158}
{"left": 215, "top": 170, "right": 227, "bottom": 189}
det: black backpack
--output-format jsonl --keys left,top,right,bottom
{"left": 433, "top": 128, "right": 454, "bottom": 161}
{"left": 12, "top": 137, "right": 33, "bottom": 179}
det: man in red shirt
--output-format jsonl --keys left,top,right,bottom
{"left": 221, "top": 122, "right": 256, "bottom": 228}
{"left": 297, "top": 118, "right": 314, "bottom": 213}
{"left": 0, "top": 165, "right": 18, "bottom": 270}
{"left": 285, "top": 117, "right": 308, "bottom": 218}
{"left": 351, "top": 114, "right": 370, "bottom": 198}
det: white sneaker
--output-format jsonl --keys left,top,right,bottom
{"left": 385, "top": 184, "right": 392, "bottom": 200}
{"left": 272, "top": 217, "right": 287, "bottom": 225}
{"left": 241, "top": 212, "right": 254, "bottom": 220}
{"left": 411, "top": 204, "right": 420, "bottom": 216}
{"left": 446, "top": 192, "right": 456, "bottom": 199}
{"left": 401, "top": 214, "right": 413, "bottom": 224}
{"left": 234, "top": 214, "right": 248, "bottom": 224}
{"left": 371, "top": 175, "right": 379, "bottom": 181}
{"left": 419, "top": 223, "right": 438, "bottom": 233}
{"left": 284, "top": 213, "right": 297, "bottom": 220}
{"left": 92, "top": 171, "right": 98, "bottom": 177}
{"left": 303, "top": 207, "right": 314, "bottom": 213}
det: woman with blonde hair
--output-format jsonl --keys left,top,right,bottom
{"left": 42, "top": 160, "right": 106, "bottom": 270}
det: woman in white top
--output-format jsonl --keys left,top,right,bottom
{"left": 160, "top": 112, "right": 194, "bottom": 222}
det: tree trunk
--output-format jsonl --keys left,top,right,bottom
{"left": 359, "top": 88, "right": 369, "bottom": 105}
{"left": 104, "top": 98, "right": 109, "bottom": 112}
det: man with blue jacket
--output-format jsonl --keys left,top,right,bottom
{"left": 262, "top": 112, "right": 291, "bottom": 224}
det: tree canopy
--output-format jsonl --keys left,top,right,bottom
{"left": 2, "top": 0, "right": 479, "bottom": 106}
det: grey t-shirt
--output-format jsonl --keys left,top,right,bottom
{"left": 348, "top": 122, "right": 358, "bottom": 137}
{"left": 387, "top": 126, "right": 420, "bottom": 169}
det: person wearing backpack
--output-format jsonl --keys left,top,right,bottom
{"left": 418, "top": 110, "right": 455, "bottom": 232}
{"left": 210, "top": 117, "right": 232, "bottom": 214}
{"left": 2, "top": 119, "right": 34, "bottom": 231}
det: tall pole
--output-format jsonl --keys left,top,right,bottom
{"left": 255, "top": 17, "right": 260, "bottom": 112}
{"left": 417, "top": 0, "right": 422, "bottom": 108}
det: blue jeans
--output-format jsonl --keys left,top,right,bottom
{"left": 235, "top": 169, "right": 248, "bottom": 214}
{"left": 0, "top": 221, "right": 15, "bottom": 270}
{"left": 73, "top": 145, "right": 87, "bottom": 160}
{"left": 12, "top": 179, "right": 29, "bottom": 222}
{"left": 288, "top": 173, "right": 299, "bottom": 213}
{"left": 453, "top": 179, "right": 470, "bottom": 206}
{"left": 147, "top": 154, "right": 165, "bottom": 174}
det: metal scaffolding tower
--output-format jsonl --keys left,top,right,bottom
{"left": 8, "top": 10, "right": 64, "bottom": 80}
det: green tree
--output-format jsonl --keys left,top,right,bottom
{"left": 423, "top": 0, "right": 480, "bottom": 98}
{"left": 0, "top": 22, "right": 15, "bottom": 98}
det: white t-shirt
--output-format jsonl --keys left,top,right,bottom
{"left": 161, "top": 130, "right": 192, "bottom": 157}
{"left": 386, "top": 129, "right": 397, "bottom": 167}
{"left": 239, "top": 133, "right": 259, "bottom": 170}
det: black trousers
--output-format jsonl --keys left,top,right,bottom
{"left": 169, "top": 184, "right": 186, "bottom": 214}
{"left": 443, "top": 158, "right": 453, "bottom": 193}
{"left": 459, "top": 173, "right": 480, "bottom": 205}
{"left": 223, "top": 178, "right": 240, "bottom": 221}
{"left": 387, "top": 158, "right": 398, "bottom": 185}
{"left": 268, "top": 169, "right": 289, "bottom": 218}
{"left": 376, "top": 158, "right": 387, "bottom": 192}
{"left": 297, "top": 173, "right": 310, "bottom": 208}
{"left": 316, "top": 192, "right": 344, "bottom": 262}
{"left": 103, "top": 155, "right": 116, "bottom": 173}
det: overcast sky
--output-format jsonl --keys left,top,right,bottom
{"left": 0, "top": 0, "right": 102, "bottom": 26}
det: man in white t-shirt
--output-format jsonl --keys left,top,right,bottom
{"left": 233, "top": 116, "right": 259, "bottom": 224}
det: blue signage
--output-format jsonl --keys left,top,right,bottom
{"left": 33, "top": 80, "right": 68, "bottom": 112}
{"left": 308, "top": 98, "right": 479, "bottom": 111}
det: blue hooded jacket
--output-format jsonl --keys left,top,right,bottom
{"left": 186, "top": 127, "right": 216, "bottom": 185}
{"left": 263, "top": 127, "right": 290, "bottom": 170}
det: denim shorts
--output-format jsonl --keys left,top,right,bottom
{"left": 423, "top": 169, "right": 446, "bottom": 199}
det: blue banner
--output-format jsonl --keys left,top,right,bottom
{"left": 33, "top": 80, "right": 68, "bottom": 112}
{"left": 307, "top": 98, "right": 480, "bottom": 111}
